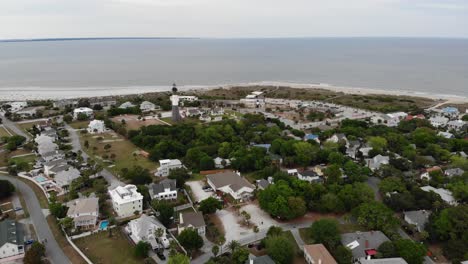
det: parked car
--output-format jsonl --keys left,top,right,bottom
{"left": 14, "top": 207, "right": 22, "bottom": 211}
{"left": 25, "top": 239, "right": 35, "bottom": 245}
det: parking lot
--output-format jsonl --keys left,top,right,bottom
{"left": 185, "top": 180, "right": 213, "bottom": 202}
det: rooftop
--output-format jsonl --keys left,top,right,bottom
{"left": 180, "top": 211, "right": 205, "bottom": 228}
{"left": 206, "top": 170, "right": 254, "bottom": 191}
{"left": 67, "top": 197, "right": 99, "bottom": 216}
{"left": 303, "top": 244, "right": 337, "bottom": 264}
{"left": 0, "top": 220, "right": 24, "bottom": 247}
{"left": 341, "top": 231, "right": 390, "bottom": 259}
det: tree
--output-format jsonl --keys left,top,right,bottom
{"left": 378, "top": 177, "right": 406, "bottom": 194}
{"left": 59, "top": 217, "right": 74, "bottom": 231}
{"left": 333, "top": 245, "right": 353, "bottom": 264}
{"left": 178, "top": 228, "right": 204, "bottom": 253}
{"left": 394, "top": 239, "right": 427, "bottom": 264}
{"left": 121, "top": 166, "right": 152, "bottom": 185}
{"left": 24, "top": 242, "right": 45, "bottom": 264}
{"left": 231, "top": 246, "right": 249, "bottom": 264}
{"left": 352, "top": 202, "right": 398, "bottom": 231}
{"left": 377, "top": 241, "right": 397, "bottom": 258}
{"left": 293, "top": 142, "right": 318, "bottom": 167}
{"left": 104, "top": 143, "right": 112, "bottom": 152}
{"left": 199, "top": 197, "right": 222, "bottom": 214}
{"left": 168, "top": 168, "right": 191, "bottom": 188}
{"left": 151, "top": 200, "right": 174, "bottom": 226}
{"left": 0, "top": 180, "right": 15, "bottom": 199}
{"left": 199, "top": 156, "right": 215, "bottom": 170}
{"left": 226, "top": 240, "right": 241, "bottom": 252}
{"left": 368, "top": 136, "right": 388, "bottom": 152}
{"left": 211, "top": 245, "right": 219, "bottom": 257}
{"left": 309, "top": 219, "right": 341, "bottom": 249}
{"left": 5, "top": 135, "right": 26, "bottom": 151}
{"left": 84, "top": 140, "right": 89, "bottom": 149}
{"left": 265, "top": 235, "right": 295, "bottom": 264}
{"left": 63, "top": 114, "right": 73, "bottom": 123}
{"left": 134, "top": 241, "right": 151, "bottom": 258}
{"left": 168, "top": 253, "right": 190, "bottom": 264}
{"left": 266, "top": 226, "right": 284, "bottom": 237}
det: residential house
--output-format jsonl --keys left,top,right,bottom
{"left": 119, "top": 101, "right": 135, "bottom": 109}
{"left": 155, "top": 159, "right": 184, "bottom": 177}
{"left": 187, "top": 109, "right": 201, "bottom": 117}
{"left": 87, "top": 119, "right": 106, "bottom": 134}
{"left": 149, "top": 179, "right": 177, "bottom": 200}
{"left": 252, "top": 144, "right": 271, "bottom": 152}
{"left": 53, "top": 99, "right": 78, "bottom": 109}
{"left": 405, "top": 114, "right": 425, "bottom": 121}
{"left": 140, "top": 101, "right": 157, "bottom": 112}
{"left": 178, "top": 211, "right": 206, "bottom": 236}
{"left": 327, "top": 133, "right": 349, "bottom": 146}
{"left": 447, "top": 120, "right": 466, "bottom": 131}
{"left": 0, "top": 220, "right": 24, "bottom": 259}
{"left": 421, "top": 186, "right": 457, "bottom": 205}
{"left": 403, "top": 210, "right": 431, "bottom": 232}
{"left": 298, "top": 170, "right": 322, "bottom": 183}
{"left": 372, "top": 112, "right": 407, "bottom": 127}
{"left": 73, "top": 107, "right": 93, "bottom": 119}
{"left": 304, "top": 134, "right": 320, "bottom": 143}
{"left": 304, "top": 244, "right": 337, "bottom": 264}
{"left": 341, "top": 231, "right": 391, "bottom": 261}
{"left": 35, "top": 134, "right": 58, "bottom": 156}
{"left": 365, "top": 155, "right": 390, "bottom": 171}
{"left": 43, "top": 158, "right": 68, "bottom": 177}
{"left": 54, "top": 167, "right": 81, "bottom": 190}
{"left": 66, "top": 197, "right": 99, "bottom": 229}
{"left": 429, "top": 116, "right": 449, "bottom": 128}
{"left": 240, "top": 91, "right": 266, "bottom": 108}
{"left": 199, "top": 114, "right": 211, "bottom": 122}
{"left": 126, "top": 214, "right": 168, "bottom": 249}
{"left": 445, "top": 168, "right": 465, "bottom": 178}
{"left": 441, "top": 107, "right": 459, "bottom": 118}
{"left": 109, "top": 185, "right": 144, "bottom": 217}
{"left": 206, "top": 171, "right": 255, "bottom": 201}
{"left": 287, "top": 169, "right": 299, "bottom": 176}
{"left": 210, "top": 108, "right": 224, "bottom": 116}
{"left": 420, "top": 166, "right": 442, "bottom": 181}
{"left": 214, "top": 157, "right": 231, "bottom": 169}
{"left": 437, "top": 131, "right": 454, "bottom": 139}
{"left": 359, "top": 144, "right": 373, "bottom": 158}
{"left": 256, "top": 178, "right": 272, "bottom": 190}
{"left": 179, "top": 95, "right": 198, "bottom": 102}
{"left": 246, "top": 254, "right": 275, "bottom": 264}
{"left": 7, "top": 101, "right": 27, "bottom": 112}
{"left": 346, "top": 140, "right": 361, "bottom": 159}
{"left": 15, "top": 106, "right": 43, "bottom": 118}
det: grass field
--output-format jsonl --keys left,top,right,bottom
{"left": 0, "top": 126, "right": 12, "bottom": 137}
{"left": 0, "top": 149, "right": 32, "bottom": 167}
{"left": 74, "top": 229, "right": 142, "bottom": 264}
{"left": 80, "top": 132, "right": 157, "bottom": 176}
{"left": 16, "top": 121, "right": 43, "bottom": 132}
{"left": 69, "top": 120, "right": 90, "bottom": 130}
{"left": 111, "top": 115, "right": 167, "bottom": 130}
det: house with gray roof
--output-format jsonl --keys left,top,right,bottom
{"left": 365, "top": 155, "right": 390, "bottom": 171}
{"left": 404, "top": 210, "right": 431, "bottom": 232}
{"left": 126, "top": 214, "right": 168, "bottom": 250}
{"left": 149, "top": 179, "right": 177, "bottom": 200}
{"left": 67, "top": 197, "right": 99, "bottom": 229}
{"left": 445, "top": 168, "right": 465, "bottom": 178}
{"left": 178, "top": 211, "right": 206, "bottom": 236}
{"left": 54, "top": 167, "right": 81, "bottom": 190}
{"left": 341, "top": 231, "right": 390, "bottom": 261}
{"left": 0, "top": 220, "right": 25, "bottom": 259}
{"left": 256, "top": 179, "right": 271, "bottom": 190}
{"left": 206, "top": 171, "right": 255, "bottom": 201}
{"left": 358, "top": 258, "right": 408, "bottom": 264}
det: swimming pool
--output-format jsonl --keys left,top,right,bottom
{"left": 99, "top": 220, "right": 109, "bottom": 230}
{"left": 35, "top": 176, "right": 47, "bottom": 183}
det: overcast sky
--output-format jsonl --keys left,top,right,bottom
{"left": 1, "top": 0, "right": 467, "bottom": 39}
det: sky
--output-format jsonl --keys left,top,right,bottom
{"left": 1, "top": 0, "right": 467, "bottom": 39}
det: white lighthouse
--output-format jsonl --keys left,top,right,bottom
{"left": 170, "top": 83, "right": 182, "bottom": 122}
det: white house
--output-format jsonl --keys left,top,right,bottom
{"left": 447, "top": 120, "right": 466, "bottom": 131}
{"left": 0, "top": 220, "right": 24, "bottom": 259}
{"left": 365, "top": 155, "right": 389, "bottom": 171}
{"left": 240, "top": 91, "right": 266, "bottom": 108}
{"left": 437, "top": 131, "right": 454, "bottom": 139}
{"left": 119, "top": 101, "right": 136, "bottom": 109}
{"left": 429, "top": 116, "right": 449, "bottom": 127}
{"left": 178, "top": 211, "right": 206, "bottom": 236}
{"left": 206, "top": 171, "right": 255, "bottom": 201}
{"left": 210, "top": 108, "right": 224, "bottom": 116}
{"left": 73, "top": 107, "right": 93, "bottom": 119}
{"left": 67, "top": 197, "right": 99, "bottom": 229}
{"left": 109, "top": 185, "right": 144, "bottom": 217}
{"left": 327, "top": 133, "right": 349, "bottom": 146}
{"left": 15, "top": 106, "right": 42, "bottom": 118}
{"left": 149, "top": 179, "right": 177, "bottom": 200}
{"left": 126, "top": 214, "right": 168, "bottom": 250}
{"left": 155, "top": 159, "right": 184, "bottom": 177}
{"left": 421, "top": 186, "right": 457, "bottom": 205}
{"left": 214, "top": 157, "right": 231, "bottom": 169}
{"left": 371, "top": 112, "right": 407, "bottom": 127}
{"left": 179, "top": 96, "right": 198, "bottom": 102}
{"left": 297, "top": 170, "right": 322, "bottom": 183}
{"left": 87, "top": 119, "right": 106, "bottom": 134}
{"left": 7, "top": 101, "right": 28, "bottom": 112}
{"left": 54, "top": 167, "right": 81, "bottom": 190}
{"left": 140, "top": 101, "right": 157, "bottom": 112}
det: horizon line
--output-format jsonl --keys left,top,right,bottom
{"left": 1, "top": 36, "right": 468, "bottom": 42}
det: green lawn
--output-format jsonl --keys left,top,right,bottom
{"left": 80, "top": 132, "right": 157, "bottom": 177}
{"left": 0, "top": 126, "right": 12, "bottom": 137}
{"left": 298, "top": 228, "right": 314, "bottom": 245}
{"left": 16, "top": 121, "right": 43, "bottom": 133}
{"left": 0, "top": 149, "right": 33, "bottom": 167}
{"left": 74, "top": 230, "right": 142, "bottom": 264}
{"left": 69, "top": 120, "right": 90, "bottom": 129}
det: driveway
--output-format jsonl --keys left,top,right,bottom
{"left": 239, "top": 204, "right": 279, "bottom": 230}
{"left": 367, "top": 177, "right": 382, "bottom": 201}
{"left": 0, "top": 174, "right": 70, "bottom": 264}
{"left": 185, "top": 181, "right": 213, "bottom": 202}
{"left": 65, "top": 124, "right": 124, "bottom": 189}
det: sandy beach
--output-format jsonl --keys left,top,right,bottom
{"left": 0, "top": 81, "right": 467, "bottom": 103}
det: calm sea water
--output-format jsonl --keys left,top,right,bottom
{"left": 0, "top": 38, "right": 467, "bottom": 96}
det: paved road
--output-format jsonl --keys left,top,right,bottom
{"left": 0, "top": 174, "right": 70, "bottom": 264}
{"left": 367, "top": 177, "right": 382, "bottom": 201}
{"left": 65, "top": 124, "right": 124, "bottom": 189}
{"left": 0, "top": 113, "right": 31, "bottom": 140}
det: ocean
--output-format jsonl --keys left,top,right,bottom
{"left": 0, "top": 38, "right": 467, "bottom": 98}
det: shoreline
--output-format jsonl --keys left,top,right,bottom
{"left": 0, "top": 81, "right": 467, "bottom": 103}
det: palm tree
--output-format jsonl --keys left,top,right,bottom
{"left": 226, "top": 240, "right": 240, "bottom": 252}
{"left": 211, "top": 245, "right": 219, "bottom": 257}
